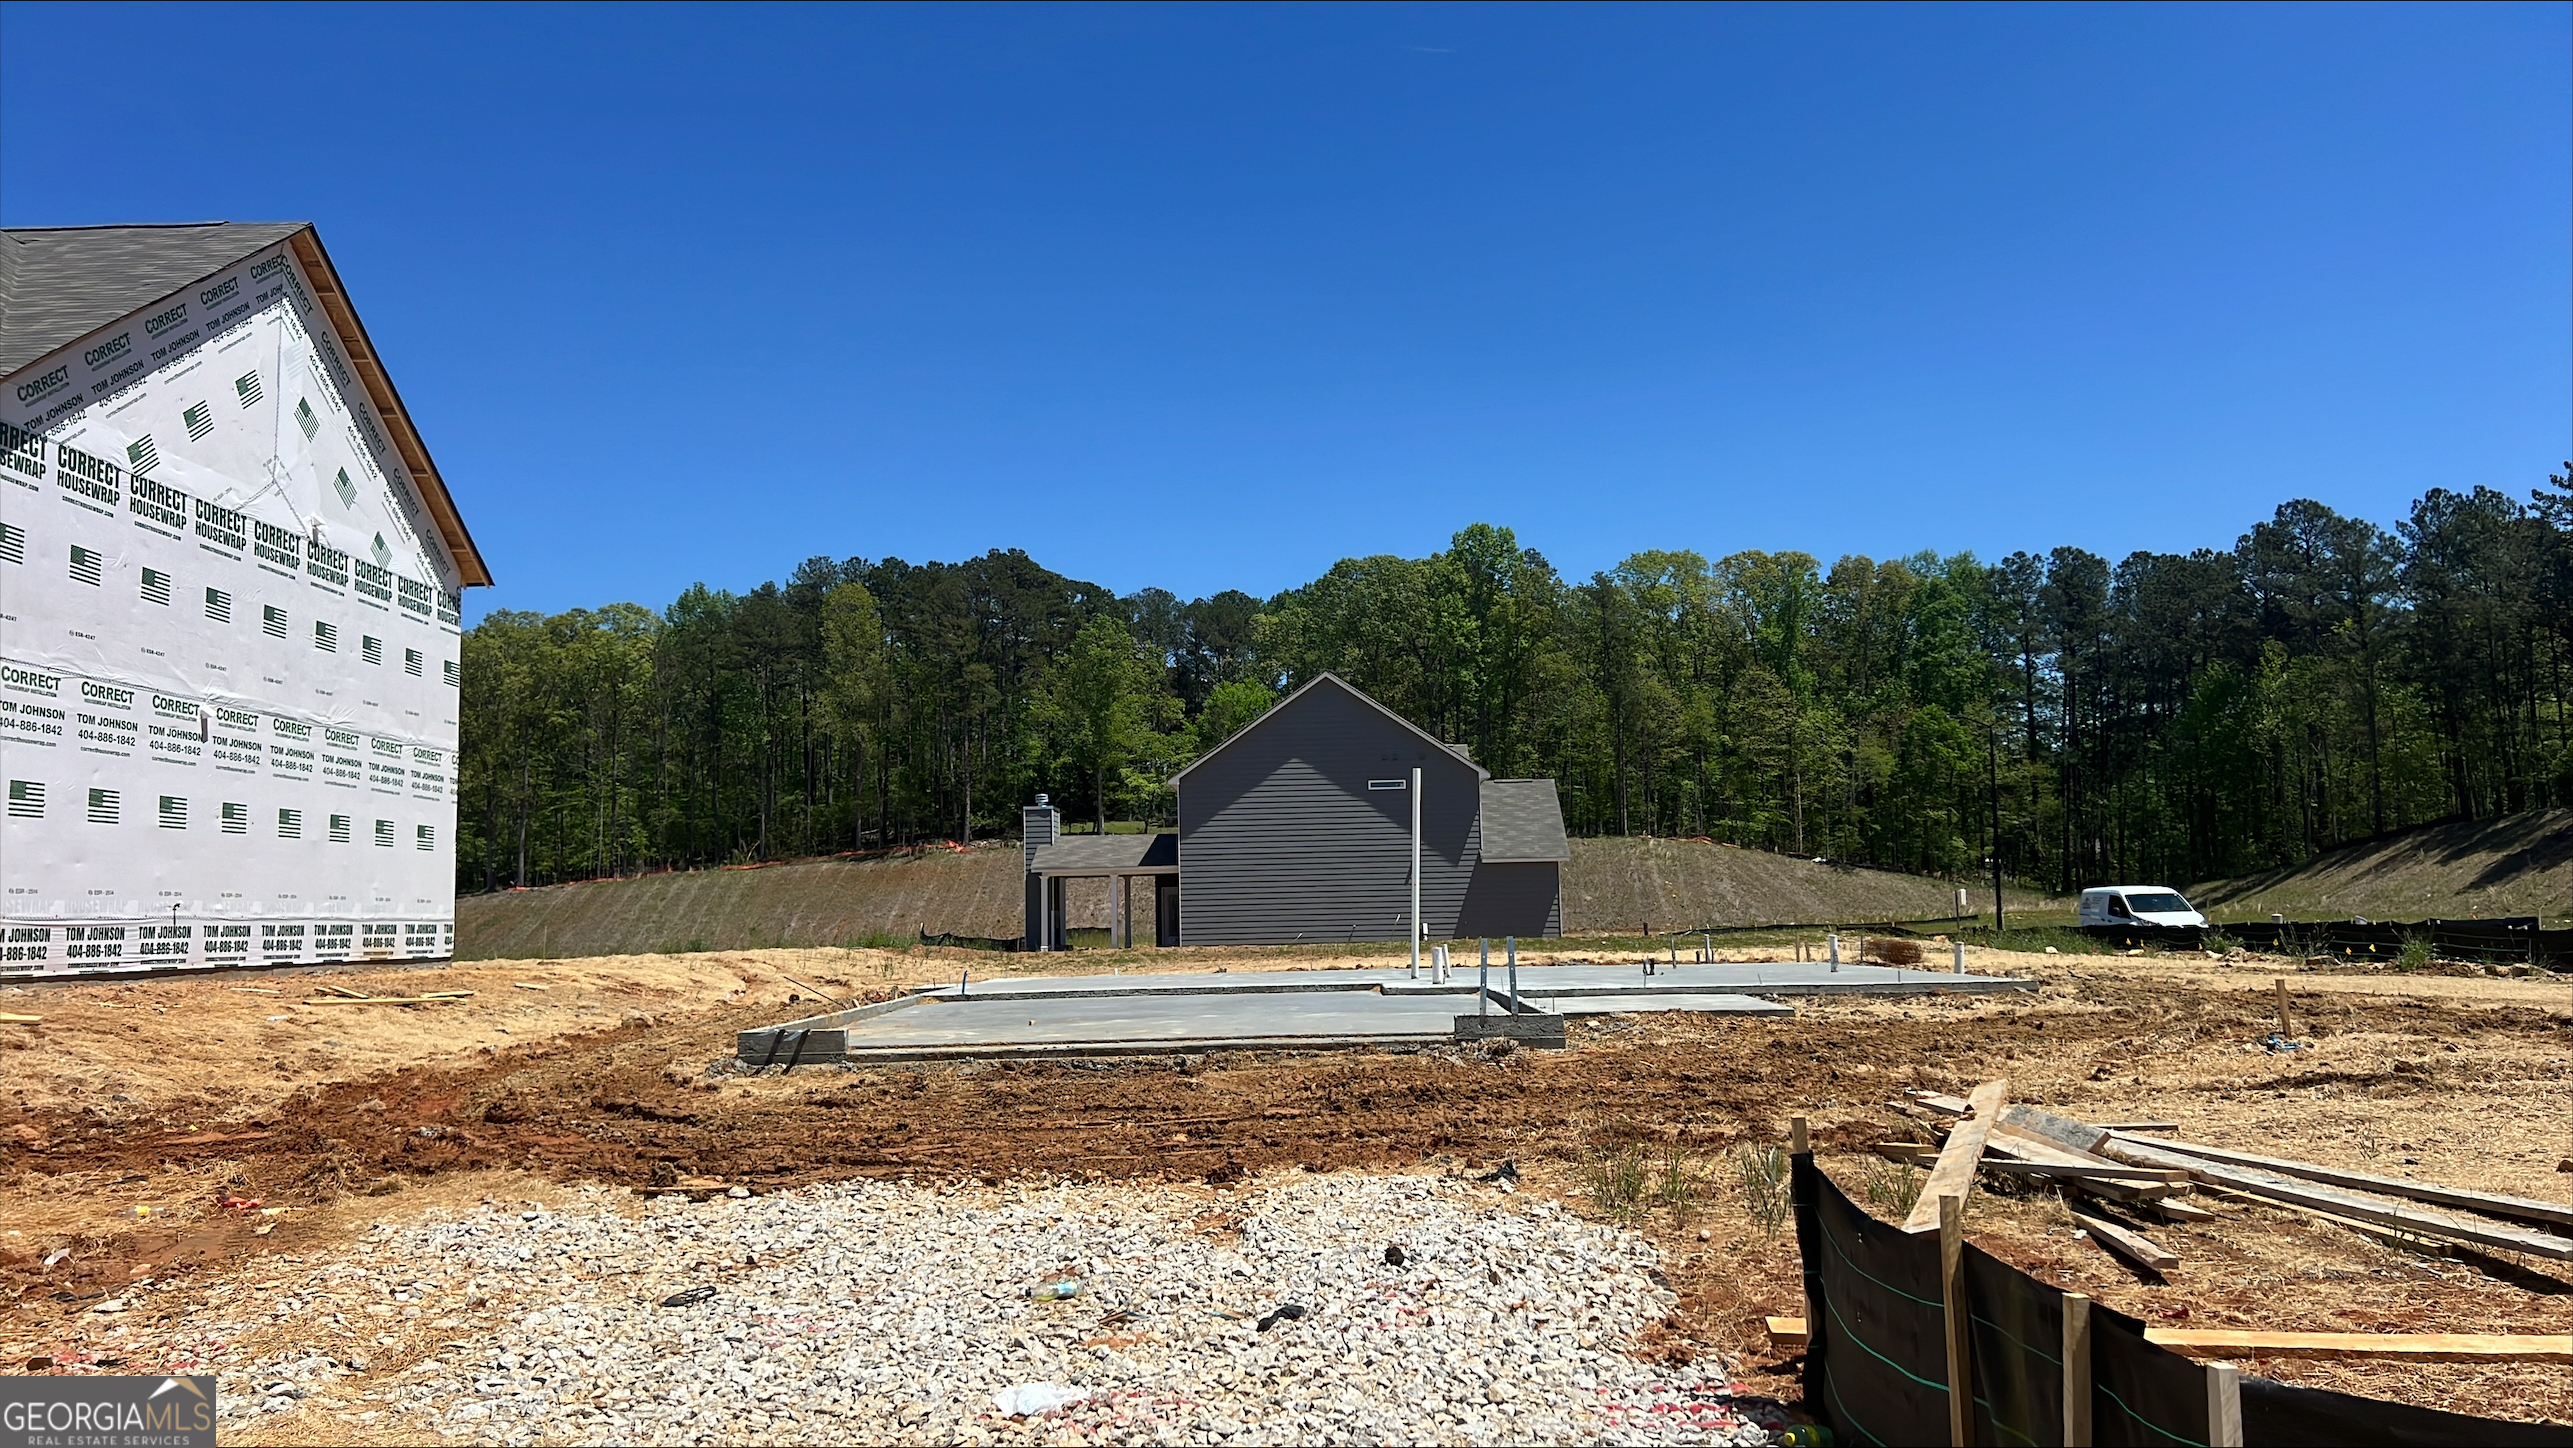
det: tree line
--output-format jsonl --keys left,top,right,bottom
{"left": 458, "top": 472, "right": 2572, "bottom": 897}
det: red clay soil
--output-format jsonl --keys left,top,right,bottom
{"left": 3, "top": 952, "right": 2566, "bottom": 1426}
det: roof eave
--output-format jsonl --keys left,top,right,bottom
{"left": 286, "top": 227, "right": 492, "bottom": 588}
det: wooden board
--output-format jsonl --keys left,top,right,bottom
{"left": 1904, "top": 1078, "right": 2008, "bottom": 1233}
{"left": 2104, "top": 1135, "right": 2573, "bottom": 1263}
{"left": 1982, "top": 1160, "right": 2189, "bottom": 1185}
{"left": 2073, "top": 1208, "right": 2179, "bottom": 1271}
{"left": 2128, "top": 1135, "right": 2573, "bottom": 1230}
{"left": 1988, "top": 1124, "right": 2178, "bottom": 1202}
{"left": 1997, "top": 1102, "right": 2113, "bottom": 1156}
{"left": 1765, "top": 1315, "right": 1810, "bottom": 1352}
{"left": 2146, "top": 1330, "right": 2571, "bottom": 1364}
{"left": 2130, "top": 1195, "right": 2217, "bottom": 1223}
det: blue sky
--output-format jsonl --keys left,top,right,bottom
{"left": 3, "top": 3, "right": 2565, "bottom": 621}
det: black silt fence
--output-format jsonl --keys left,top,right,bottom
{"left": 1789, "top": 1154, "right": 2557, "bottom": 1447}
{"left": 2080, "top": 917, "right": 2567, "bottom": 967}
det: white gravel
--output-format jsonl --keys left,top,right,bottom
{"left": 195, "top": 1172, "right": 1779, "bottom": 1445}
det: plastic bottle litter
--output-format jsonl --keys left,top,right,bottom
{"left": 1025, "top": 1277, "right": 1083, "bottom": 1302}
{"left": 1782, "top": 1425, "right": 1835, "bottom": 1446}
{"left": 993, "top": 1382, "right": 1090, "bottom": 1417}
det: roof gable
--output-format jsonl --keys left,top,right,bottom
{"left": 0, "top": 221, "right": 489, "bottom": 587}
{"left": 1171, "top": 672, "right": 1490, "bottom": 785}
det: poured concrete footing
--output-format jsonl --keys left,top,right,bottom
{"left": 1452, "top": 1012, "right": 1568, "bottom": 1049}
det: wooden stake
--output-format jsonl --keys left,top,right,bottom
{"left": 2062, "top": 1292, "right": 2092, "bottom": 1447}
{"left": 2206, "top": 1362, "right": 2242, "bottom": 1448}
{"left": 2273, "top": 977, "right": 2292, "bottom": 1037}
{"left": 1790, "top": 1116, "right": 1810, "bottom": 1155}
{"left": 1941, "top": 1193, "right": 1972, "bottom": 1448}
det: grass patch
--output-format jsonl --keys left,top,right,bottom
{"left": 2396, "top": 932, "right": 2436, "bottom": 971}
{"left": 1952, "top": 925, "right": 2109, "bottom": 955}
{"left": 1579, "top": 1142, "right": 1652, "bottom": 1225}
{"left": 1860, "top": 1157, "right": 1923, "bottom": 1218}
{"left": 1733, "top": 1143, "right": 1790, "bottom": 1235}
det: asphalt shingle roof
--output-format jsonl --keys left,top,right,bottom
{"left": 0, "top": 221, "right": 306, "bottom": 375}
{"left": 1030, "top": 833, "right": 1180, "bottom": 875}
{"left": 1478, "top": 779, "right": 1570, "bottom": 862}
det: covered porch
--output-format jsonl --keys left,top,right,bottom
{"left": 1027, "top": 833, "right": 1179, "bottom": 950}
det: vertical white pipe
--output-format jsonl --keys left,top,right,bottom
{"left": 1409, "top": 766, "right": 1422, "bottom": 975}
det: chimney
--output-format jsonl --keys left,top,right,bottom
{"left": 1022, "top": 795, "right": 1059, "bottom": 874}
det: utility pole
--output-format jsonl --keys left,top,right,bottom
{"left": 1409, "top": 767, "right": 1423, "bottom": 974}
{"left": 1988, "top": 725, "right": 2006, "bottom": 933}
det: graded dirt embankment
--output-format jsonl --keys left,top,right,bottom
{"left": 2191, "top": 808, "right": 2573, "bottom": 924}
{"left": 455, "top": 836, "right": 2050, "bottom": 959}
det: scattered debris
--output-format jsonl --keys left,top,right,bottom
{"left": 1255, "top": 1302, "right": 1308, "bottom": 1331}
{"left": 1383, "top": 1243, "right": 1408, "bottom": 1268}
{"left": 658, "top": 1286, "right": 717, "bottom": 1308}
{"left": 992, "top": 1382, "right": 1090, "bottom": 1417}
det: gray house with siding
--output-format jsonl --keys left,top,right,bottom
{"left": 1022, "top": 672, "right": 1567, "bottom": 949}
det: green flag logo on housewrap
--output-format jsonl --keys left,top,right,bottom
{"left": 372, "top": 532, "right": 390, "bottom": 567}
{"left": 335, "top": 467, "right": 357, "bottom": 508}
{"left": 295, "top": 397, "right": 319, "bottom": 440}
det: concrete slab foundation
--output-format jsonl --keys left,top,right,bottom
{"left": 735, "top": 957, "right": 2031, "bottom": 1066}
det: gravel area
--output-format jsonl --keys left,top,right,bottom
{"left": 186, "top": 1173, "right": 1779, "bottom": 1444}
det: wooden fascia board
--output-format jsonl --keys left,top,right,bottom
{"left": 286, "top": 227, "right": 492, "bottom": 588}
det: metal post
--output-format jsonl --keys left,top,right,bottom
{"left": 1989, "top": 727, "right": 2006, "bottom": 933}
{"left": 1506, "top": 936, "right": 1518, "bottom": 1015}
{"left": 1954, "top": 937, "right": 1967, "bottom": 975}
{"left": 1408, "top": 767, "right": 1423, "bottom": 977}
{"left": 1827, "top": 933, "right": 1840, "bottom": 971}
{"left": 2062, "top": 1291, "right": 2092, "bottom": 1446}
{"left": 1479, "top": 938, "right": 1490, "bottom": 1016}
{"left": 2205, "top": 1363, "right": 2242, "bottom": 1448}
{"left": 1940, "top": 1193, "right": 1971, "bottom": 1448}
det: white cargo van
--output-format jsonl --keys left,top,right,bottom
{"left": 2078, "top": 886, "right": 2206, "bottom": 928}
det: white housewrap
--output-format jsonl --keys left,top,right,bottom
{"left": 1, "top": 241, "right": 461, "bottom": 972}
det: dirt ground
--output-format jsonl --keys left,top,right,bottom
{"left": 2, "top": 942, "right": 2567, "bottom": 1435}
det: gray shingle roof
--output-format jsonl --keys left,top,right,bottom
{"left": 1031, "top": 833, "right": 1179, "bottom": 875}
{"left": 0, "top": 221, "right": 490, "bottom": 587}
{"left": 0, "top": 222, "right": 306, "bottom": 375}
{"left": 1479, "top": 779, "right": 1570, "bottom": 862}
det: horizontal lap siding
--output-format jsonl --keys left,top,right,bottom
{"left": 1179, "top": 684, "right": 1482, "bottom": 946}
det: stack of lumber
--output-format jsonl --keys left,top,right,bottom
{"left": 1879, "top": 1086, "right": 2573, "bottom": 1274}
{"left": 300, "top": 982, "right": 475, "bottom": 1006}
